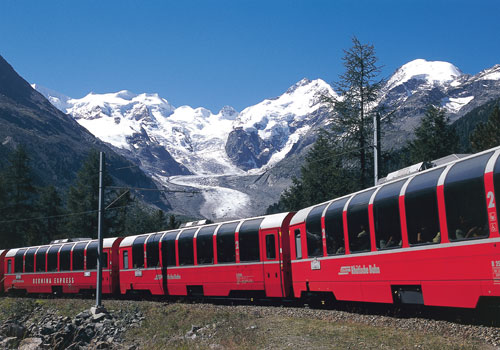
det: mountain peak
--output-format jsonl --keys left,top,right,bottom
{"left": 386, "top": 59, "right": 462, "bottom": 91}
{"left": 219, "top": 105, "right": 238, "bottom": 120}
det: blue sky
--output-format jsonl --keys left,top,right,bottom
{"left": 1, "top": 0, "right": 499, "bottom": 112}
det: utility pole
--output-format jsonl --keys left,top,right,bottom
{"left": 95, "top": 151, "right": 105, "bottom": 312}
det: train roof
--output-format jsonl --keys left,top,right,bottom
{"left": 289, "top": 145, "right": 500, "bottom": 225}
{"left": 4, "top": 238, "right": 120, "bottom": 257}
{"left": 260, "top": 212, "right": 291, "bottom": 230}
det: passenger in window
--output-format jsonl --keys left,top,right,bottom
{"left": 455, "top": 216, "right": 477, "bottom": 240}
{"left": 336, "top": 246, "right": 345, "bottom": 254}
{"left": 417, "top": 226, "right": 432, "bottom": 243}
{"left": 356, "top": 225, "right": 369, "bottom": 251}
{"left": 432, "top": 231, "right": 441, "bottom": 243}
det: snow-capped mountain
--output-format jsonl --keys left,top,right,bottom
{"left": 34, "top": 59, "right": 500, "bottom": 220}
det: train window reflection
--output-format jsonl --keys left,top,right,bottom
{"left": 72, "top": 243, "right": 87, "bottom": 271}
{"left": 324, "top": 198, "right": 348, "bottom": 255}
{"left": 197, "top": 226, "right": 216, "bottom": 265}
{"left": 178, "top": 228, "right": 197, "bottom": 266}
{"left": 374, "top": 180, "right": 405, "bottom": 250}
{"left": 405, "top": 169, "right": 443, "bottom": 246}
{"left": 239, "top": 219, "right": 263, "bottom": 262}
{"left": 445, "top": 153, "right": 492, "bottom": 241}
{"left": 217, "top": 222, "right": 238, "bottom": 263}
{"left": 161, "top": 231, "right": 179, "bottom": 267}
{"left": 306, "top": 204, "right": 328, "bottom": 257}
{"left": 132, "top": 236, "right": 147, "bottom": 269}
{"left": 347, "top": 190, "right": 375, "bottom": 253}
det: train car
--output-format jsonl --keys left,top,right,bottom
{"left": 119, "top": 212, "right": 295, "bottom": 299}
{"left": 289, "top": 147, "right": 500, "bottom": 308}
{"left": 0, "top": 249, "right": 6, "bottom": 293}
{"left": 3, "top": 238, "right": 123, "bottom": 295}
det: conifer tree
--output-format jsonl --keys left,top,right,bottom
{"left": 33, "top": 186, "right": 65, "bottom": 245}
{"left": 408, "top": 105, "right": 459, "bottom": 163}
{"left": 470, "top": 105, "right": 500, "bottom": 152}
{"left": 66, "top": 150, "right": 114, "bottom": 238}
{"left": 323, "top": 36, "right": 385, "bottom": 188}
{"left": 1, "top": 145, "right": 37, "bottom": 247}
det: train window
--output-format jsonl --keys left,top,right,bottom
{"left": 25, "top": 248, "right": 37, "bottom": 273}
{"left": 72, "top": 242, "right": 87, "bottom": 271}
{"left": 324, "top": 198, "right": 348, "bottom": 255}
{"left": 374, "top": 180, "right": 405, "bottom": 250}
{"left": 217, "top": 222, "right": 239, "bottom": 263}
{"left": 86, "top": 241, "right": 98, "bottom": 270}
{"left": 445, "top": 152, "right": 492, "bottom": 241}
{"left": 239, "top": 218, "right": 263, "bottom": 262}
{"left": 36, "top": 247, "right": 48, "bottom": 272}
{"left": 196, "top": 226, "right": 216, "bottom": 265}
{"left": 102, "top": 252, "right": 108, "bottom": 268}
{"left": 295, "top": 229, "right": 302, "bottom": 259}
{"left": 347, "top": 189, "right": 375, "bottom": 253}
{"left": 123, "top": 250, "right": 129, "bottom": 269}
{"left": 405, "top": 168, "right": 444, "bottom": 245}
{"left": 47, "top": 245, "right": 61, "bottom": 272}
{"left": 7, "top": 260, "right": 12, "bottom": 274}
{"left": 494, "top": 154, "right": 500, "bottom": 222}
{"left": 306, "top": 203, "right": 328, "bottom": 257}
{"left": 132, "top": 236, "right": 147, "bottom": 269}
{"left": 178, "top": 228, "right": 197, "bottom": 266}
{"left": 59, "top": 244, "right": 74, "bottom": 271}
{"left": 146, "top": 233, "right": 162, "bottom": 268}
{"left": 161, "top": 231, "right": 179, "bottom": 267}
{"left": 15, "top": 249, "right": 27, "bottom": 273}
{"left": 266, "top": 234, "right": 276, "bottom": 260}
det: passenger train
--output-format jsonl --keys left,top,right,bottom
{"left": 2, "top": 146, "right": 500, "bottom": 309}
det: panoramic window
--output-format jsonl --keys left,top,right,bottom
{"left": 146, "top": 233, "right": 162, "bottom": 268}
{"left": 373, "top": 180, "right": 405, "bottom": 250}
{"left": 14, "top": 249, "right": 27, "bottom": 273}
{"left": 306, "top": 203, "right": 328, "bottom": 257}
{"left": 132, "top": 236, "right": 147, "bottom": 269}
{"left": 239, "top": 218, "right": 263, "bottom": 262}
{"left": 347, "top": 189, "right": 375, "bottom": 253}
{"left": 161, "top": 231, "right": 179, "bottom": 267}
{"left": 405, "top": 168, "right": 444, "bottom": 245}
{"left": 178, "top": 228, "right": 197, "bottom": 266}
{"left": 86, "top": 241, "right": 98, "bottom": 270}
{"left": 445, "top": 152, "right": 492, "bottom": 241}
{"left": 216, "top": 222, "right": 239, "bottom": 263}
{"left": 196, "top": 226, "right": 216, "bottom": 265}
{"left": 47, "top": 245, "right": 61, "bottom": 272}
{"left": 324, "top": 198, "right": 348, "bottom": 255}
{"left": 494, "top": 154, "right": 500, "bottom": 222}
{"left": 25, "top": 248, "right": 37, "bottom": 273}
{"left": 59, "top": 244, "right": 74, "bottom": 271}
{"left": 72, "top": 242, "right": 87, "bottom": 271}
{"left": 35, "top": 247, "right": 48, "bottom": 272}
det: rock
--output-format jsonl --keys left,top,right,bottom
{"left": 0, "top": 322, "right": 26, "bottom": 338}
{"left": 95, "top": 341, "right": 110, "bottom": 349}
{"left": 92, "top": 313, "right": 108, "bottom": 322}
{"left": 0, "top": 336, "right": 18, "bottom": 349}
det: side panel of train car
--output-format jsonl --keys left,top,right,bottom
{"left": 0, "top": 250, "right": 6, "bottom": 293}
{"left": 289, "top": 148, "right": 500, "bottom": 308}
{"left": 2, "top": 238, "right": 123, "bottom": 295}
{"left": 119, "top": 212, "right": 294, "bottom": 298}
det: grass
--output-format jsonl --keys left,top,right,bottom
{"left": 0, "top": 298, "right": 493, "bottom": 350}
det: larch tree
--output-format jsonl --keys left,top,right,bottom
{"left": 323, "top": 36, "right": 385, "bottom": 189}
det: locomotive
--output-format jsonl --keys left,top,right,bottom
{"left": 2, "top": 146, "right": 500, "bottom": 309}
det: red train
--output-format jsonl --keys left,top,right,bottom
{"left": 1, "top": 146, "right": 500, "bottom": 309}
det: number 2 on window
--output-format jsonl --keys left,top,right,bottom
{"left": 487, "top": 191, "right": 496, "bottom": 209}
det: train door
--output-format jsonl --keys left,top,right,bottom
{"left": 262, "top": 229, "right": 282, "bottom": 297}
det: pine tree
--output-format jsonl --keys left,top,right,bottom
{"left": 1, "top": 145, "right": 37, "bottom": 247}
{"left": 33, "top": 186, "right": 65, "bottom": 245}
{"left": 408, "top": 105, "right": 459, "bottom": 163}
{"left": 167, "top": 214, "right": 180, "bottom": 230}
{"left": 470, "top": 105, "right": 500, "bottom": 152}
{"left": 323, "top": 36, "right": 385, "bottom": 188}
{"left": 66, "top": 150, "right": 114, "bottom": 239}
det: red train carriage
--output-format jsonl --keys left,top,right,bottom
{"left": 289, "top": 147, "right": 500, "bottom": 308}
{"left": 0, "top": 249, "right": 6, "bottom": 293}
{"left": 119, "top": 212, "right": 295, "bottom": 298}
{"left": 3, "top": 238, "right": 122, "bottom": 295}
